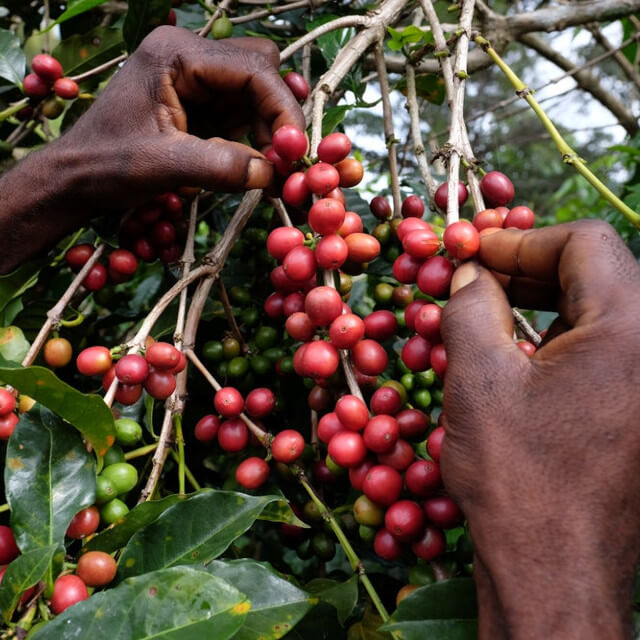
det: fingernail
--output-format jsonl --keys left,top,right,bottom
{"left": 450, "top": 261, "right": 480, "bottom": 295}
{"left": 247, "top": 158, "right": 274, "bottom": 189}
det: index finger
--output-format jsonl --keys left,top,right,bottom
{"left": 478, "top": 220, "right": 640, "bottom": 327}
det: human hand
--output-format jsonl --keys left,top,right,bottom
{"left": 440, "top": 220, "right": 640, "bottom": 638}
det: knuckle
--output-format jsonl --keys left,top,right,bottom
{"left": 571, "top": 218, "right": 616, "bottom": 238}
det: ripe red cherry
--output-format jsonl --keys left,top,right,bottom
{"left": 308, "top": 385, "right": 332, "bottom": 411}
{"left": 50, "top": 575, "right": 89, "bottom": 614}
{"left": 404, "top": 300, "right": 426, "bottom": 331}
{"left": 285, "top": 312, "right": 315, "bottom": 342}
{"left": 134, "top": 237, "right": 157, "bottom": 262}
{"left": 315, "top": 234, "right": 348, "bottom": 270}
{"left": 313, "top": 459, "right": 339, "bottom": 484}
{"left": 401, "top": 195, "right": 425, "bottom": 218}
{"left": 363, "top": 310, "right": 397, "bottom": 342}
{"left": 264, "top": 292, "right": 285, "bottom": 318}
{"left": 301, "top": 341, "right": 339, "bottom": 379}
{"left": 396, "top": 217, "right": 430, "bottom": 242}
{"left": 363, "top": 465, "right": 403, "bottom": 506}
{"left": 427, "top": 426, "right": 445, "bottom": 462}
{"left": 424, "top": 496, "right": 463, "bottom": 529}
{"left": 109, "top": 249, "right": 138, "bottom": 276}
{"left": 402, "top": 230, "right": 440, "bottom": 260}
{"left": 282, "top": 172, "right": 310, "bottom": 207}
{"left": 374, "top": 528, "right": 404, "bottom": 560}
{"left": 77, "top": 346, "right": 112, "bottom": 376}
{"left": 146, "top": 342, "right": 180, "bottom": 370}
{"left": 363, "top": 415, "right": 399, "bottom": 453}
{"left": 411, "top": 526, "right": 445, "bottom": 561}
{"left": 271, "top": 265, "right": 299, "bottom": 293}
{"left": 317, "top": 412, "right": 344, "bottom": 444}
{"left": 32, "top": 53, "right": 63, "bottom": 81}
{"left": 0, "top": 413, "right": 18, "bottom": 439}
{"left": 370, "top": 386, "right": 402, "bottom": 415}
{"left": 245, "top": 388, "right": 275, "bottom": 418}
{"left": 194, "top": 414, "right": 220, "bottom": 442}
{"left": 0, "top": 389, "right": 16, "bottom": 415}
{"left": 443, "top": 220, "right": 480, "bottom": 260}
{"left": 405, "top": 459, "right": 441, "bottom": 497}
{"left": 272, "top": 125, "right": 308, "bottom": 161}
{"left": 335, "top": 158, "right": 364, "bottom": 188}
{"left": 271, "top": 429, "right": 305, "bottom": 463}
{"left": 144, "top": 370, "right": 176, "bottom": 400}
{"left": 83, "top": 264, "right": 108, "bottom": 291}
{"left": 348, "top": 458, "right": 375, "bottom": 490}
{"left": 417, "top": 256, "right": 454, "bottom": 298}
{"left": 434, "top": 182, "right": 468, "bottom": 211}
{"left": 76, "top": 551, "right": 117, "bottom": 587}
{"left": 283, "top": 71, "right": 309, "bottom": 101}
{"left": 267, "top": 227, "right": 305, "bottom": 261}
{"left": 308, "top": 198, "right": 345, "bottom": 235}
{"left": 318, "top": 133, "right": 352, "bottom": 164}
{"left": 326, "top": 187, "right": 346, "bottom": 207}
{"left": 305, "top": 286, "right": 343, "bottom": 326}
{"left": 392, "top": 253, "right": 421, "bottom": 284}
{"left": 335, "top": 394, "right": 368, "bottom": 431}
{"left": 217, "top": 418, "right": 248, "bottom": 452}
{"left": 378, "top": 438, "right": 415, "bottom": 471}
{"left": 115, "top": 354, "right": 149, "bottom": 385}
{"left": 328, "top": 430, "right": 367, "bottom": 467}
{"left": 385, "top": 500, "right": 425, "bottom": 542}
{"left": 214, "top": 387, "right": 244, "bottom": 418}
{"left": 414, "top": 304, "right": 442, "bottom": 342}
{"left": 283, "top": 292, "right": 305, "bottom": 316}
{"left": 163, "top": 192, "right": 183, "bottom": 215}
{"left": 283, "top": 246, "right": 316, "bottom": 282}
{"left": 480, "top": 171, "right": 515, "bottom": 206}
{"left": 23, "top": 73, "right": 50, "bottom": 98}
{"left": 265, "top": 146, "right": 294, "bottom": 176}
{"left": 338, "top": 211, "right": 363, "bottom": 237}
{"left": 370, "top": 196, "right": 392, "bottom": 220}
{"left": 517, "top": 340, "right": 536, "bottom": 357}
{"left": 65, "top": 244, "right": 94, "bottom": 271}
{"left": 329, "top": 313, "right": 365, "bottom": 349}
{"left": 151, "top": 221, "right": 176, "bottom": 248}
{"left": 53, "top": 77, "right": 79, "bottom": 100}
{"left": 352, "top": 339, "right": 388, "bottom": 376}
{"left": 292, "top": 343, "right": 309, "bottom": 377}
{"left": 494, "top": 206, "right": 509, "bottom": 223}
{"left": 505, "top": 205, "right": 535, "bottom": 229}
{"left": 473, "top": 208, "right": 503, "bottom": 231}
{"left": 401, "top": 335, "right": 432, "bottom": 372}
{"left": 115, "top": 383, "right": 143, "bottom": 406}
{"left": 0, "top": 526, "right": 20, "bottom": 564}
{"left": 430, "top": 344, "right": 447, "bottom": 378}
{"left": 397, "top": 408, "right": 428, "bottom": 439}
{"left": 236, "top": 457, "right": 270, "bottom": 489}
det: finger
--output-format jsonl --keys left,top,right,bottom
{"left": 153, "top": 133, "right": 274, "bottom": 191}
{"left": 491, "top": 272, "right": 560, "bottom": 311}
{"left": 541, "top": 317, "right": 571, "bottom": 345}
{"left": 478, "top": 220, "right": 640, "bottom": 327}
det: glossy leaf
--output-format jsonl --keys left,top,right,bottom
{"left": 379, "top": 619, "right": 477, "bottom": 639}
{"left": 85, "top": 494, "right": 182, "bottom": 553}
{"left": 0, "top": 28, "right": 25, "bottom": 85}
{"left": 123, "top": 0, "right": 173, "bottom": 52}
{"left": 5, "top": 406, "right": 96, "bottom": 552}
{"left": 206, "top": 559, "right": 314, "bottom": 639}
{"left": 0, "top": 544, "right": 60, "bottom": 623}
{"left": 31, "top": 567, "right": 249, "bottom": 640}
{"left": 0, "top": 261, "right": 44, "bottom": 317}
{"left": 306, "top": 575, "right": 358, "bottom": 626}
{"left": 0, "top": 326, "right": 29, "bottom": 363}
{"left": 52, "top": 27, "right": 124, "bottom": 78}
{"left": 50, "top": 0, "right": 111, "bottom": 26}
{"left": 258, "top": 499, "right": 310, "bottom": 528}
{"left": 118, "top": 490, "right": 280, "bottom": 579}
{"left": 0, "top": 355, "right": 116, "bottom": 455}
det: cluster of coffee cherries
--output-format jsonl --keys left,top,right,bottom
{"left": 76, "top": 341, "right": 186, "bottom": 405}
{"left": 0, "top": 388, "right": 19, "bottom": 440}
{"left": 21, "top": 54, "right": 80, "bottom": 121}
{"left": 65, "top": 243, "right": 139, "bottom": 292}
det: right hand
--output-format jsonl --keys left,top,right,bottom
{"left": 440, "top": 220, "right": 640, "bottom": 638}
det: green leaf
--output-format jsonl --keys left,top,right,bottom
{"left": 396, "top": 73, "right": 445, "bottom": 105}
{"left": 0, "top": 326, "right": 30, "bottom": 364}
{"left": 322, "top": 105, "right": 353, "bottom": 137}
{"left": 0, "top": 261, "right": 44, "bottom": 317}
{"left": 206, "top": 559, "right": 314, "bottom": 639}
{"left": 0, "top": 29, "right": 26, "bottom": 85}
{"left": 118, "top": 490, "right": 280, "bottom": 578}
{"left": 0, "top": 544, "right": 60, "bottom": 623}
{"left": 380, "top": 620, "right": 477, "bottom": 639}
{"left": 0, "top": 355, "right": 116, "bottom": 455}
{"left": 84, "top": 494, "right": 182, "bottom": 553}
{"left": 31, "top": 567, "right": 249, "bottom": 640}
{"left": 49, "top": 0, "right": 111, "bottom": 27}
{"left": 259, "top": 499, "right": 310, "bottom": 528}
{"left": 5, "top": 406, "right": 96, "bottom": 552}
{"left": 308, "top": 15, "right": 355, "bottom": 68}
{"left": 306, "top": 575, "right": 359, "bottom": 626}
{"left": 123, "top": 0, "right": 173, "bottom": 52}
{"left": 52, "top": 27, "right": 124, "bottom": 78}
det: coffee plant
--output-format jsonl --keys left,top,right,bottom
{"left": 0, "top": 0, "right": 639, "bottom": 638}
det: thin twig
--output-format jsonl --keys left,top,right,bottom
{"left": 70, "top": 54, "right": 127, "bottom": 83}
{"left": 513, "top": 308, "right": 541, "bottom": 346}
{"left": 269, "top": 196, "right": 293, "bottom": 227}
{"left": 198, "top": 0, "right": 234, "bottom": 37}
{"left": 217, "top": 279, "right": 248, "bottom": 352}
{"left": 231, "top": 0, "right": 311, "bottom": 25}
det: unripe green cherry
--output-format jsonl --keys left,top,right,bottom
{"left": 212, "top": 14, "right": 233, "bottom": 39}
{"left": 96, "top": 476, "right": 117, "bottom": 504}
{"left": 114, "top": 418, "right": 143, "bottom": 447}
{"left": 100, "top": 498, "right": 129, "bottom": 525}
{"left": 353, "top": 495, "right": 384, "bottom": 527}
{"left": 101, "top": 462, "right": 138, "bottom": 495}
{"left": 103, "top": 444, "right": 125, "bottom": 467}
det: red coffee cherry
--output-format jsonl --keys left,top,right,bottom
{"left": 271, "top": 265, "right": 299, "bottom": 293}
{"left": 144, "top": 370, "right": 176, "bottom": 400}
{"left": 283, "top": 246, "right": 316, "bottom": 282}
{"left": 32, "top": 54, "right": 63, "bottom": 81}
{"left": 338, "top": 211, "right": 363, "bottom": 236}
{"left": 53, "top": 77, "right": 79, "bottom": 100}
{"left": 345, "top": 233, "right": 380, "bottom": 263}
{"left": 65, "top": 244, "right": 95, "bottom": 271}
{"left": 374, "top": 528, "right": 404, "bottom": 561}
{"left": 315, "top": 234, "right": 348, "bottom": 270}
{"left": 352, "top": 339, "right": 388, "bottom": 376}
{"left": 363, "top": 414, "right": 399, "bottom": 453}
{"left": 217, "top": 418, "right": 248, "bottom": 452}
{"left": 370, "top": 196, "right": 392, "bottom": 220}
{"left": 424, "top": 496, "right": 463, "bottom": 529}
{"left": 285, "top": 312, "right": 315, "bottom": 342}
{"left": 115, "top": 354, "right": 149, "bottom": 385}
{"left": 283, "top": 71, "right": 309, "bottom": 101}
{"left": 348, "top": 457, "right": 375, "bottom": 490}
{"left": 308, "top": 385, "right": 332, "bottom": 412}
{"left": 305, "top": 162, "right": 340, "bottom": 196}
{"left": 443, "top": 220, "right": 480, "bottom": 260}
{"left": 404, "top": 300, "right": 427, "bottom": 331}
{"left": 329, "top": 313, "right": 365, "bottom": 349}
{"left": 23, "top": 73, "right": 50, "bottom": 98}
{"left": 401, "top": 335, "right": 432, "bottom": 372}
{"left": 134, "top": 237, "right": 157, "bottom": 262}
{"left": 363, "top": 310, "right": 397, "bottom": 342}
{"left": 472, "top": 208, "right": 503, "bottom": 231}
{"left": 305, "top": 286, "right": 343, "bottom": 327}
{"left": 267, "top": 227, "right": 305, "bottom": 261}
{"left": 43, "top": 337, "right": 71, "bottom": 369}
{"left": 378, "top": 438, "right": 415, "bottom": 471}
{"left": 264, "top": 292, "right": 285, "bottom": 318}
{"left": 236, "top": 457, "right": 270, "bottom": 489}
{"left": 0, "top": 413, "right": 19, "bottom": 439}
{"left": 335, "top": 158, "right": 364, "bottom": 188}
{"left": 318, "top": 132, "right": 352, "bottom": 164}
{"left": 405, "top": 459, "right": 441, "bottom": 497}
{"left": 516, "top": 340, "right": 536, "bottom": 357}
{"left": 430, "top": 344, "right": 447, "bottom": 378}
{"left": 115, "top": 383, "right": 143, "bottom": 406}
{"left": 194, "top": 414, "right": 220, "bottom": 442}
{"left": 214, "top": 387, "right": 244, "bottom": 418}
{"left": 396, "top": 217, "right": 431, "bottom": 242}
{"left": 416, "top": 256, "right": 454, "bottom": 299}
{"left": 245, "top": 388, "right": 275, "bottom": 418}
{"left": 145, "top": 342, "right": 181, "bottom": 370}
{"left": 301, "top": 341, "right": 339, "bottom": 379}
{"left": 265, "top": 146, "right": 294, "bottom": 176}
{"left": 370, "top": 386, "right": 402, "bottom": 416}
{"left": 363, "top": 465, "right": 403, "bottom": 506}
{"left": 480, "top": 171, "right": 515, "bottom": 206}
{"left": 0, "top": 526, "right": 20, "bottom": 564}
{"left": 328, "top": 430, "right": 367, "bottom": 468}
{"left": 272, "top": 125, "right": 308, "bottom": 161}
{"left": 434, "top": 182, "right": 468, "bottom": 211}
{"left": 396, "top": 408, "right": 428, "bottom": 439}
{"left": 283, "top": 292, "right": 305, "bottom": 316}
{"left": 282, "top": 172, "right": 311, "bottom": 208}
{"left": 76, "top": 346, "right": 112, "bottom": 376}
{"left": 83, "top": 264, "right": 108, "bottom": 291}
{"left": 50, "top": 575, "right": 89, "bottom": 614}
{"left": 426, "top": 426, "right": 445, "bottom": 462}
{"left": 402, "top": 230, "right": 440, "bottom": 260}
{"left": 401, "top": 195, "right": 425, "bottom": 218}
{"left": 317, "top": 412, "right": 344, "bottom": 444}
{"left": 414, "top": 304, "right": 442, "bottom": 342}
{"left": 271, "top": 429, "right": 305, "bottom": 463}
{"left": 308, "top": 198, "right": 346, "bottom": 236}
{"left": 335, "top": 394, "right": 369, "bottom": 431}
{"left": 109, "top": 249, "right": 138, "bottom": 276}
{"left": 313, "top": 459, "right": 339, "bottom": 484}
{"left": 411, "top": 525, "right": 445, "bottom": 561}
{"left": 385, "top": 500, "right": 425, "bottom": 542}
{"left": 76, "top": 551, "right": 117, "bottom": 587}
{"left": 0, "top": 389, "right": 16, "bottom": 415}
{"left": 505, "top": 205, "right": 535, "bottom": 229}
{"left": 392, "top": 253, "right": 422, "bottom": 284}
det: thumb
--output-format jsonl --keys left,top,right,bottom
{"left": 157, "top": 133, "right": 275, "bottom": 192}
